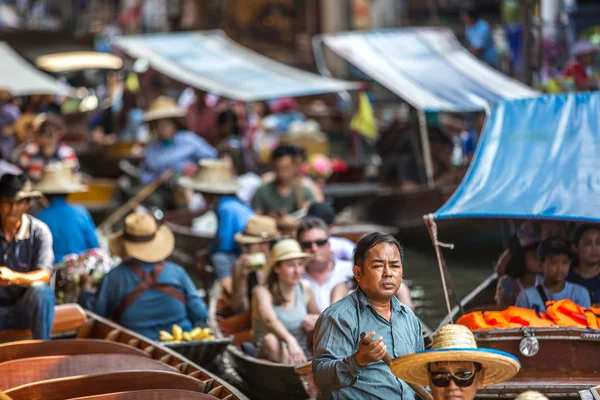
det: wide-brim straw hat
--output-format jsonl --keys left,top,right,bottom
{"left": 108, "top": 212, "right": 175, "bottom": 263}
{"left": 178, "top": 159, "right": 240, "bottom": 195}
{"left": 390, "top": 324, "right": 520, "bottom": 387}
{"left": 264, "top": 239, "right": 312, "bottom": 276}
{"left": 35, "top": 163, "right": 88, "bottom": 194}
{"left": 515, "top": 391, "right": 550, "bottom": 400}
{"left": 15, "top": 113, "right": 36, "bottom": 142}
{"left": 235, "top": 215, "right": 281, "bottom": 244}
{"left": 144, "top": 96, "right": 187, "bottom": 123}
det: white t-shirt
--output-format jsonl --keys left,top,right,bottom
{"left": 329, "top": 236, "right": 356, "bottom": 262}
{"left": 304, "top": 258, "right": 354, "bottom": 312}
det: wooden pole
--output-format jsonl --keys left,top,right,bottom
{"left": 418, "top": 110, "right": 435, "bottom": 188}
{"left": 520, "top": 0, "right": 533, "bottom": 85}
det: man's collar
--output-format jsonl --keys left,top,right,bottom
{"left": 356, "top": 287, "right": 408, "bottom": 315}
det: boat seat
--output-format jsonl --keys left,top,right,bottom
{"left": 0, "top": 303, "right": 87, "bottom": 342}
{"left": 0, "top": 339, "right": 147, "bottom": 364}
{"left": 5, "top": 370, "right": 204, "bottom": 400}
{"left": 68, "top": 389, "right": 217, "bottom": 399}
{"left": 0, "top": 354, "right": 176, "bottom": 391}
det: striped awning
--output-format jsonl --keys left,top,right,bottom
{"left": 113, "top": 30, "right": 359, "bottom": 102}
{"left": 319, "top": 28, "right": 539, "bottom": 112}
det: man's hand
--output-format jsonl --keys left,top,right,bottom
{"left": 0, "top": 267, "right": 17, "bottom": 286}
{"left": 355, "top": 332, "right": 387, "bottom": 367}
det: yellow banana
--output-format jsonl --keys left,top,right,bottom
{"left": 189, "top": 327, "right": 202, "bottom": 339}
{"left": 182, "top": 332, "right": 192, "bottom": 342}
{"left": 159, "top": 330, "right": 174, "bottom": 342}
{"left": 172, "top": 324, "right": 183, "bottom": 341}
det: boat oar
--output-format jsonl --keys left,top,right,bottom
{"left": 360, "top": 332, "right": 433, "bottom": 400}
{"left": 98, "top": 169, "right": 174, "bottom": 235}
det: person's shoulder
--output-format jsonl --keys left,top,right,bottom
{"left": 29, "top": 215, "right": 51, "bottom": 234}
{"left": 566, "top": 281, "right": 589, "bottom": 293}
{"left": 320, "top": 291, "right": 358, "bottom": 321}
{"left": 23, "top": 142, "right": 39, "bottom": 154}
{"left": 58, "top": 143, "right": 76, "bottom": 155}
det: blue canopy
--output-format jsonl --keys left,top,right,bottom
{"left": 434, "top": 93, "right": 600, "bottom": 222}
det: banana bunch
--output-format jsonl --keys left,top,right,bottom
{"left": 159, "top": 324, "right": 216, "bottom": 343}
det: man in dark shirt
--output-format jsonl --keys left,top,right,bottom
{"left": 0, "top": 173, "right": 55, "bottom": 339}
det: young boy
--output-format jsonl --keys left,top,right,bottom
{"left": 516, "top": 236, "right": 591, "bottom": 313}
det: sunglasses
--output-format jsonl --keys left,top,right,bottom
{"left": 429, "top": 369, "right": 478, "bottom": 388}
{"left": 300, "top": 238, "right": 328, "bottom": 249}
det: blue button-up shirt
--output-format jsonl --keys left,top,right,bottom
{"left": 211, "top": 195, "right": 254, "bottom": 254}
{"left": 312, "top": 288, "right": 424, "bottom": 400}
{"left": 141, "top": 130, "right": 217, "bottom": 184}
{"left": 36, "top": 197, "right": 99, "bottom": 262}
{"left": 84, "top": 260, "right": 208, "bottom": 340}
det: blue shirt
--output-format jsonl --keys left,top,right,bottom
{"left": 515, "top": 281, "right": 591, "bottom": 313}
{"left": 85, "top": 260, "right": 208, "bottom": 340}
{"left": 466, "top": 19, "right": 499, "bottom": 67}
{"left": 36, "top": 197, "right": 99, "bottom": 262}
{"left": 312, "top": 288, "right": 424, "bottom": 400}
{"left": 211, "top": 196, "right": 254, "bottom": 254}
{"left": 141, "top": 130, "right": 217, "bottom": 184}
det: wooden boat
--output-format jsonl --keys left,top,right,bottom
{"left": 67, "top": 178, "right": 120, "bottom": 224}
{"left": 0, "top": 304, "right": 248, "bottom": 400}
{"left": 77, "top": 141, "right": 146, "bottom": 179}
{"left": 437, "top": 274, "right": 600, "bottom": 399}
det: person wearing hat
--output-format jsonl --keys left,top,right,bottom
{"left": 81, "top": 212, "right": 208, "bottom": 340}
{"left": 495, "top": 227, "right": 543, "bottom": 307}
{"left": 251, "top": 238, "right": 320, "bottom": 365}
{"left": 230, "top": 215, "right": 281, "bottom": 314}
{"left": 179, "top": 159, "right": 253, "bottom": 293}
{"left": 563, "top": 39, "right": 598, "bottom": 91}
{"left": 306, "top": 201, "right": 355, "bottom": 262}
{"left": 312, "top": 232, "right": 423, "bottom": 400}
{"left": 391, "top": 324, "right": 520, "bottom": 400}
{"left": 34, "top": 163, "right": 99, "bottom": 262}
{"left": 516, "top": 236, "right": 590, "bottom": 313}
{"left": 186, "top": 88, "right": 219, "bottom": 145}
{"left": 567, "top": 224, "right": 600, "bottom": 306}
{"left": 0, "top": 173, "right": 55, "bottom": 340}
{"left": 18, "top": 113, "right": 79, "bottom": 182}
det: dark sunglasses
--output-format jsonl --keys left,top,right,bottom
{"left": 429, "top": 369, "right": 478, "bottom": 388}
{"left": 300, "top": 238, "right": 328, "bottom": 249}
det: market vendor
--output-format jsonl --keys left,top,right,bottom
{"left": 35, "top": 163, "right": 99, "bottom": 262}
{"left": 0, "top": 173, "right": 55, "bottom": 339}
{"left": 81, "top": 212, "right": 208, "bottom": 340}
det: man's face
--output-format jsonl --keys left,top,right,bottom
{"left": 156, "top": 119, "right": 176, "bottom": 141}
{"left": 202, "top": 193, "right": 220, "bottom": 210}
{"left": 38, "top": 125, "right": 60, "bottom": 148}
{"left": 354, "top": 242, "right": 402, "bottom": 302}
{"left": 273, "top": 155, "right": 296, "bottom": 183}
{"left": 577, "top": 229, "right": 600, "bottom": 266}
{"left": 299, "top": 228, "right": 330, "bottom": 267}
{"left": 0, "top": 197, "right": 28, "bottom": 226}
{"left": 543, "top": 253, "right": 571, "bottom": 285}
{"left": 429, "top": 361, "right": 483, "bottom": 400}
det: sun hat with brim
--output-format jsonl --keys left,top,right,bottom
{"left": 108, "top": 213, "right": 175, "bottom": 263}
{"left": 15, "top": 113, "right": 36, "bottom": 142}
{"left": 264, "top": 239, "right": 312, "bottom": 276}
{"left": 0, "top": 173, "right": 42, "bottom": 201}
{"left": 143, "top": 96, "right": 187, "bottom": 123}
{"left": 390, "top": 324, "right": 520, "bottom": 388}
{"left": 178, "top": 159, "right": 240, "bottom": 195}
{"left": 35, "top": 163, "right": 88, "bottom": 194}
{"left": 515, "top": 391, "right": 550, "bottom": 400}
{"left": 235, "top": 215, "right": 281, "bottom": 244}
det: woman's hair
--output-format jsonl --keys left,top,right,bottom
{"left": 266, "top": 260, "right": 286, "bottom": 306}
{"left": 506, "top": 235, "right": 539, "bottom": 279}
{"left": 217, "top": 109, "right": 240, "bottom": 137}
{"left": 218, "top": 143, "right": 250, "bottom": 175}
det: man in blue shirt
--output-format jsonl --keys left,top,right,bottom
{"left": 461, "top": 7, "right": 499, "bottom": 68}
{"left": 179, "top": 159, "right": 253, "bottom": 294}
{"left": 516, "top": 237, "right": 591, "bottom": 313}
{"left": 0, "top": 173, "right": 55, "bottom": 339}
{"left": 81, "top": 212, "right": 208, "bottom": 340}
{"left": 35, "top": 164, "right": 99, "bottom": 262}
{"left": 312, "top": 233, "right": 424, "bottom": 400}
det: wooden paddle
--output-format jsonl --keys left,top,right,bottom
{"left": 360, "top": 332, "right": 433, "bottom": 400}
{"left": 0, "top": 391, "right": 13, "bottom": 400}
{"left": 98, "top": 169, "right": 174, "bottom": 234}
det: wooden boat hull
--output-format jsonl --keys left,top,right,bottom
{"left": 76, "top": 142, "right": 145, "bottom": 179}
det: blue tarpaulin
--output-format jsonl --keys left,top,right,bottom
{"left": 434, "top": 93, "right": 600, "bottom": 222}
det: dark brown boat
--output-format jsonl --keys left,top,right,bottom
{"left": 0, "top": 304, "right": 248, "bottom": 400}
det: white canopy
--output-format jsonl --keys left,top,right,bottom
{"left": 318, "top": 28, "right": 539, "bottom": 112}
{"left": 113, "top": 30, "right": 359, "bottom": 102}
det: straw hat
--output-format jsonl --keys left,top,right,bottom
{"left": 515, "top": 391, "right": 550, "bottom": 400}
{"left": 143, "top": 96, "right": 187, "bottom": 123}
{"left": 264, "top": 239, "right": 311, "bottom": 276}
{"left": 235, "top": 215, "right": 281, "bottom": 244}
{"left": 0, "top": 88, "right": 13, "bottom": 103}
{"left": 15, "top": 113, "right": 36, "bottom": 142}
{"left": 390, "top": 324, "right": 520, "bottom": 387}
{"left": 35, "top": 164, "right": 88, "bottom": 194}
{"left": 108, "top": 213, "right": 175, "bottom": 263}
{"left": 178, "top": 159, "right": 240, "bottom": 195}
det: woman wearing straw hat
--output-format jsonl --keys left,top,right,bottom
{"left": 81, "top": 212, "right": 208, "bottom": 340}
{"left": 178, "top": 159, "right": 254, "bottom": 294}
{"left": 251, "top": 238, "right": 320, "bottom": 365}
{"left": 390, "top": 324, "right": 520, "bottom": 400}
{"left": 230, "top": 215, "right": 281, "bottom": 314}
{"left": 35, "top": 163, "right": 99, "bottom": 262}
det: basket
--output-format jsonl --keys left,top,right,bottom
{"left": 163, "top": 337, "right": 233, "bottom": 370}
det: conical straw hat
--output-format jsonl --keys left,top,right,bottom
{"left": 390, "top": 324, "right": 520, "bottom": 387}
{"left": 143, "top": 96, "right": 187, "bottom": 123}
{"left": 35, "top": 163, "right": 87, "bottom": 194}
{"left": 177, "top": 159, "right": 239, "bottom": 195}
